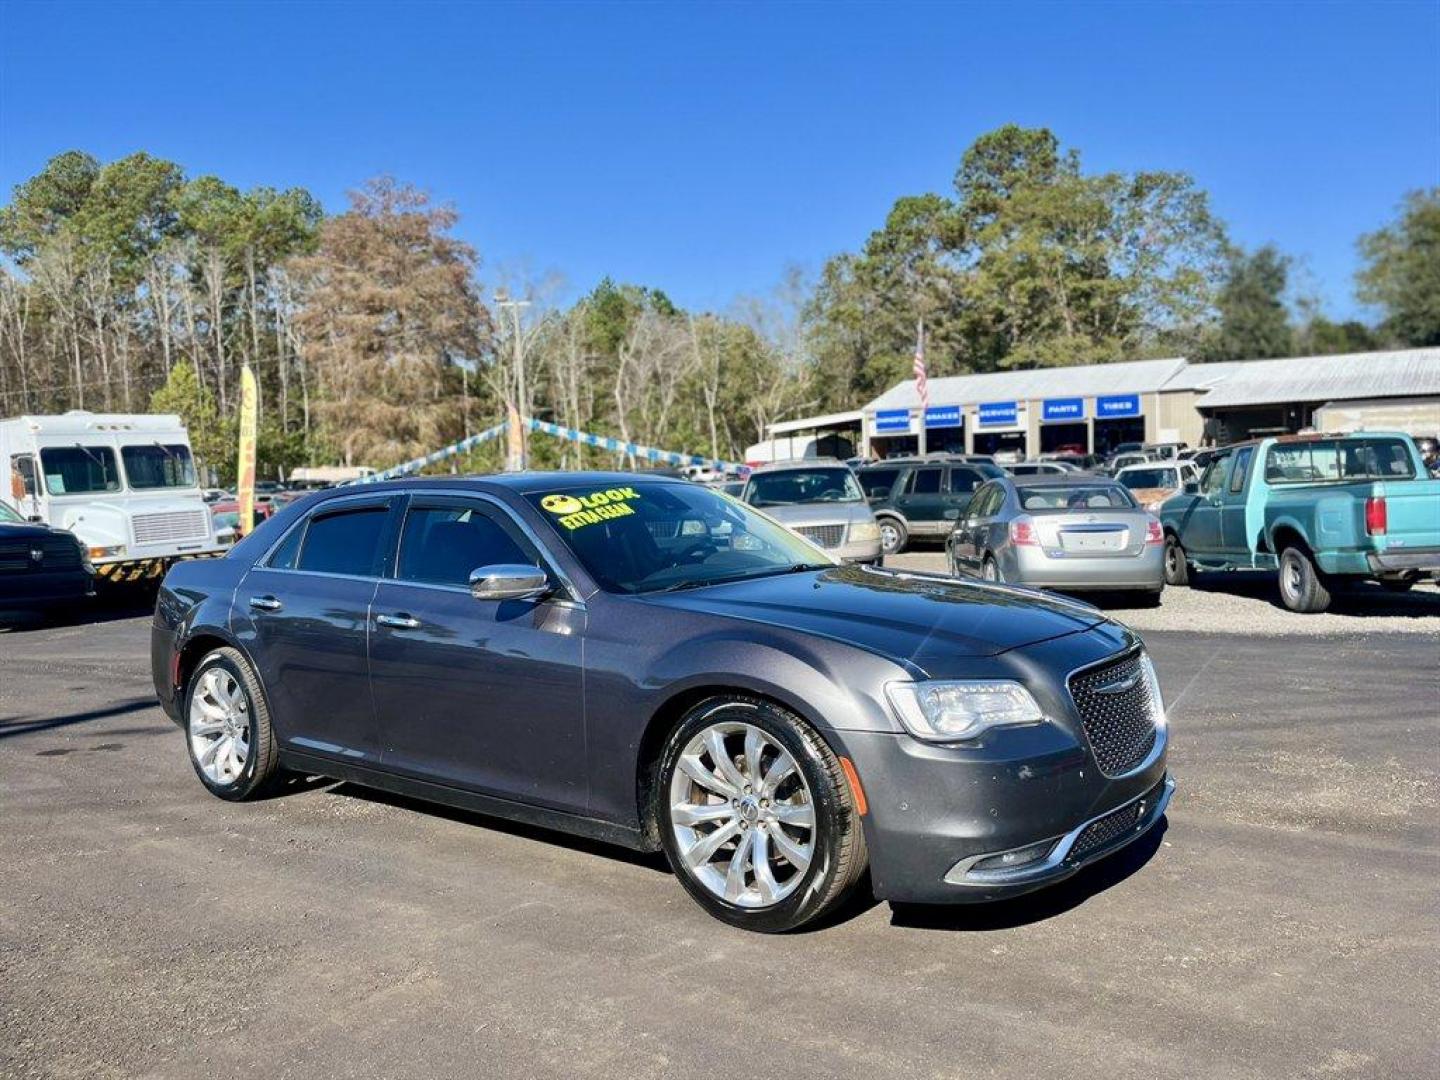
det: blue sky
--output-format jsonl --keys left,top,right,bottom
{"left": 2, "top": 0, "right": 1436, "bottom": 320}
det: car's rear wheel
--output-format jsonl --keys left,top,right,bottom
{"left": 878, "top": 517, "right": 907, "bottom": 556}
{"left": 1163, "top": 534, "right": 1189, "bottom": 586}
{"left": 185, "top": 648, "right": 281, "bottom": 801}
{"left": 981, "top": 554, "right": 1002, "bottom": 583}
{"left": 658, "top": 696, "right": 867, "bottom": 932}
{"left": 1278, "top": 546, "right": 1332, "bottom": 613}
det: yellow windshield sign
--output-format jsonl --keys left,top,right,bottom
{"left": 542, "top": 486, "right": 642, "bottom": 531}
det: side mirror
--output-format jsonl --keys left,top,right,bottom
{"left": 469, "top": 564, "right": 551, "bottom": 602}
{"left": 1183, "top": 481, "right": 1200, "bottom": 495}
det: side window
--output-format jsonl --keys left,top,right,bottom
{"left": 396, "top": 504, "right": 535, "bottom": 588}
{"left": 296, "top": 507, "right": 390, "bottom": 577}
{"left": 1229, "top": 447, "right": 1254, "bottom": 493}
{"left": 973, "top": 484, "right": 1001, "bottom": 517}
{"left": 11, "top": 455, "right": 37, "bottom": 498}
{"left": 947, "top": 467, "right": 982, "bottom": 495}
{"left": 1199, "top": 455, "right": 1230, "bottom": 496}
{"left": 266, "top": 521, "right": 305, "bottom": 570}
{"left": 908, "top": 468, "right": 942, "bottom": 495}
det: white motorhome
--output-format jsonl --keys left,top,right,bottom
{"left": 1, "top": 411, "right": 223, "bottom": 572}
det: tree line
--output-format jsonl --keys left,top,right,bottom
{"left": 1, "top": 131, "right": 1435, "bottom": 482}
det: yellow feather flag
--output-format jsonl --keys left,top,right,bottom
{"left": 236, "top": 365, "right": 258, "bottom": 537}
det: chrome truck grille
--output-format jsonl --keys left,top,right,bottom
{"left": 795, "top": 524, "right": 845, "bottom": 549}
{"left": 132, "top": 510, "right": 210, "bottom": 545}
{"left": 1067, "top": 649, "right": 1161, "bottom": 777}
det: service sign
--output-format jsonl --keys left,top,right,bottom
{"left": 1042, "top": 397, "right": 1085, "bottom": 422}
{"left": 924, "top": 405, "right": 962, "bottom": 429}
{"left": 978, "top": 401, "right": 1019, "bottom": 426}
{"left": 874, "top": 409, "right": 912, "bottom": 433}
{"left": 1096, "top": 394, "right": 1141, "bottom": 418}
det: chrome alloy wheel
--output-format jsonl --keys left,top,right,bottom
{"left": 188, "top": 666, "right": 251, "bottom": 785}
{"left": 668, "top": 721, "right": 817, "bottom": 909}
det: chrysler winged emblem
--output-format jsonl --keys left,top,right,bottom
{"left": 1093, "top": 670, "right": 1142, "bottom": 695}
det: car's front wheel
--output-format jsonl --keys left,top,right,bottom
{"left": 877, "top": 517, "right": 907, "bottom": 556}
{"left": 1163, "top": 534, "right": 1189, "bottom": 586}
{"left": 185, "top": 648, "right": 281, "bottom": 801}
{"left": 658, "top": 697, "right": 868, "bottom": 932}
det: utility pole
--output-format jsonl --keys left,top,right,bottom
{"left": 493, "top": 293, "right": 532, "bottom": 470}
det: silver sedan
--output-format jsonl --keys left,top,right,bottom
{"left": 946, "top": 476, "right": 1165, "bottom": 602}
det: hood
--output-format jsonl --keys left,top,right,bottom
{"left": 756, "top": 501, "right": 872, "bottom": 527}
{"left": 0, "top": 520, "right": 62, "bottom": 541}
{"left": 644, "top": 563, "right": 1111, "bottom": 668}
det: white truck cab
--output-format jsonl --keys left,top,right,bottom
{"left": 1, "top": 411, "right": 223, "bottom": 573}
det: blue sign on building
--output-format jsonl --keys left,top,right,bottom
{"left": 874, "top": 408, "right": 912, "bottom": 433}
{"left": 978, "top": 401, "right": 1019, "bottom": 426}
{"left": 1042, "top": 397, "right": 1085, "bottom": 422}
{"left": 924, "top": 405, "right": 963, "bottom": 429}
{"left": 1096, "top": 394, "right": 1141, "bottom": 418}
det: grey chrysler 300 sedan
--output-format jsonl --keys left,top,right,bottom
{"left": 151, "top": 473, "right": 1172, "bottom": 932}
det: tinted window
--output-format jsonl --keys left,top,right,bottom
{"left": 267, "top": 521, "right": 305, "bottom": 569}
{"left": 0, "top": 501, "right": 21, "bottom": 523}
{"left": 297, "top": 507, "right": 388, "bottom": 576}
{"left": 398, "top": 506, "right": 532, "bottom": 588}
{"left": 948, "top": 467, "right": 984, "bottom": 494}
{"left": 39, "top": 446, "right": 120, "bottom": 494}
{"left": 908, "top": 468, "right": 942, "bottom": 494}
{"left": 122, "top": 445, "right": 196, "bottom": 489}
{"left": 858, "top": 468, "right": 899, "bottom": 498}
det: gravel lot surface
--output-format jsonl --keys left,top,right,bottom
{"left": 888, "top": 549, "right": 1440, "bottom": 637}
{"left": 1, "top": 585, "right": 1437, "bottom": 1080}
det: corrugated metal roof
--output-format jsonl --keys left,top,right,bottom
{"left": 1158, "top": 361, "right": 1248, "bottom": 392}
{"left": 863, "top": 357, "right": 1188, "bottom": 413}
{"left": 1196, "top": 348, "right": 1440, "bottom": 409}
{"left": 765, "top": 409, "right": 863, "bottom": 436}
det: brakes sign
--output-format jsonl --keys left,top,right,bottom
{"left": 541, "top": 487, "right": 641, "bottom": 531}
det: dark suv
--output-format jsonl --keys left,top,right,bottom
{"left": 858, "top": 459, "right": 1005, "bottom": 554}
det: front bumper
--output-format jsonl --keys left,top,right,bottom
{"left": 1011, "top": 543, "right": 1165, "bottom": 591}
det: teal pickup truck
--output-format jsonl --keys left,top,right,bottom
{"left": 1159, "top": 432, "right": 1440, "bottom": 612}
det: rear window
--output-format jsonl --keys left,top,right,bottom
{"left": 1016, "top": 484, "right": 1136, "bottom": 511}
{"left": 297, "top": 507, "right": 389, "bottom": 576}
{"left": 1264, "top": 439, "right": 1416, "bottom": 484}
{"left": 1118, "top": 468, "right": 1178, "bottom": 490}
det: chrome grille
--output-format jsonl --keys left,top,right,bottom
{"left": 132, "top": 510, "right": 210, "bottom": 545}
{"left": 795, "top": 524, "right": 845, "bottom": 549}
{"left": 1068, "top": 649, "right": 1160, "bottom": 777}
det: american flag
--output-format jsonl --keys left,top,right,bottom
{"left": 913, "top": 319, "right": 928, "bottom": 411}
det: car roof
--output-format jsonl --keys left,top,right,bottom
{"left": 323, "top": 471, "right": 694, "bottom": 499}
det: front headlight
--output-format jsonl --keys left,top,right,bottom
{"left": 850, "top": 520, "right": 881, "bottom": 542}
{"left": 885, "top": 680, "right": 1046, "bottom": 743}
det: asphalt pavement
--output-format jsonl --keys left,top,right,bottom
{"left": 1, "top": 580, "right": 1437, "bottom": 1080}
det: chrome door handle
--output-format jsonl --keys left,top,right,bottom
{"left": 376, "top": 613, "right": 421, "bottom": 629}
{"left": 248, "top": 596, "right": 282, "bottom": 611}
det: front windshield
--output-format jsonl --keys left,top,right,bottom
{"left": 122, "top": 444, "right": 197, "bottom": 489}
{"left": 0, "top": 501, "right": 22, "bottom": 523}
{"left": 744, "top": 468, "right": 862, "bottom": 507}
{"left": 525, "top": 481, "right": 833, "bottom": 594}
{"left": 1118, "top": 468, "right": 1177, "bottom": 490}
{"left": 39, "top": 446, "right": 121, "bottom": 495}
{"left": 1017, "top": 483, "right": 1137, "bottom": 511}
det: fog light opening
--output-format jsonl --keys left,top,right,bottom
{"left": 969, "top": 839, "right": 1055, "bottom": 873}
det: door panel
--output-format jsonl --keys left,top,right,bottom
{"left": 1220, "top": 446, "right": 1255, "bottom": 554}
{"left": 366, "top": 498, "right": 588, "bottom": 814}
{"left": 893, "top": 467, "right": 945, "bottom": 534}
{"left": 1178, "top": 454, "right": 1230, "bottom": 555}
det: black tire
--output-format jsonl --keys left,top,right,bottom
{"left": 877, "top": 516, "right": 907, "bottom": 556}
{"left": 1163, "top": 534, "right": 1190, "bottom": 586}
{"left": 1278, "top": 546, "right": 1332, "bottom": 613}
{"left": 657, "top": 696, "right": 868, "bottom": 933}
{"left": 981, "top": 554, "right": 1003, "bottom": 583}
{"left": 1380, "top": 576, "right": 1416, "bottom": 594}
{"left": 183, "top": 647, "right": 282, "bottom": 801}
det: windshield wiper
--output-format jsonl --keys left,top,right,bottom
{"left": 652, "top": 563, "right": 826, "bottom": 593}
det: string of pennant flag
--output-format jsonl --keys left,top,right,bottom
{"left": 355, "top": 417, "right": 745, "bottom": 484}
